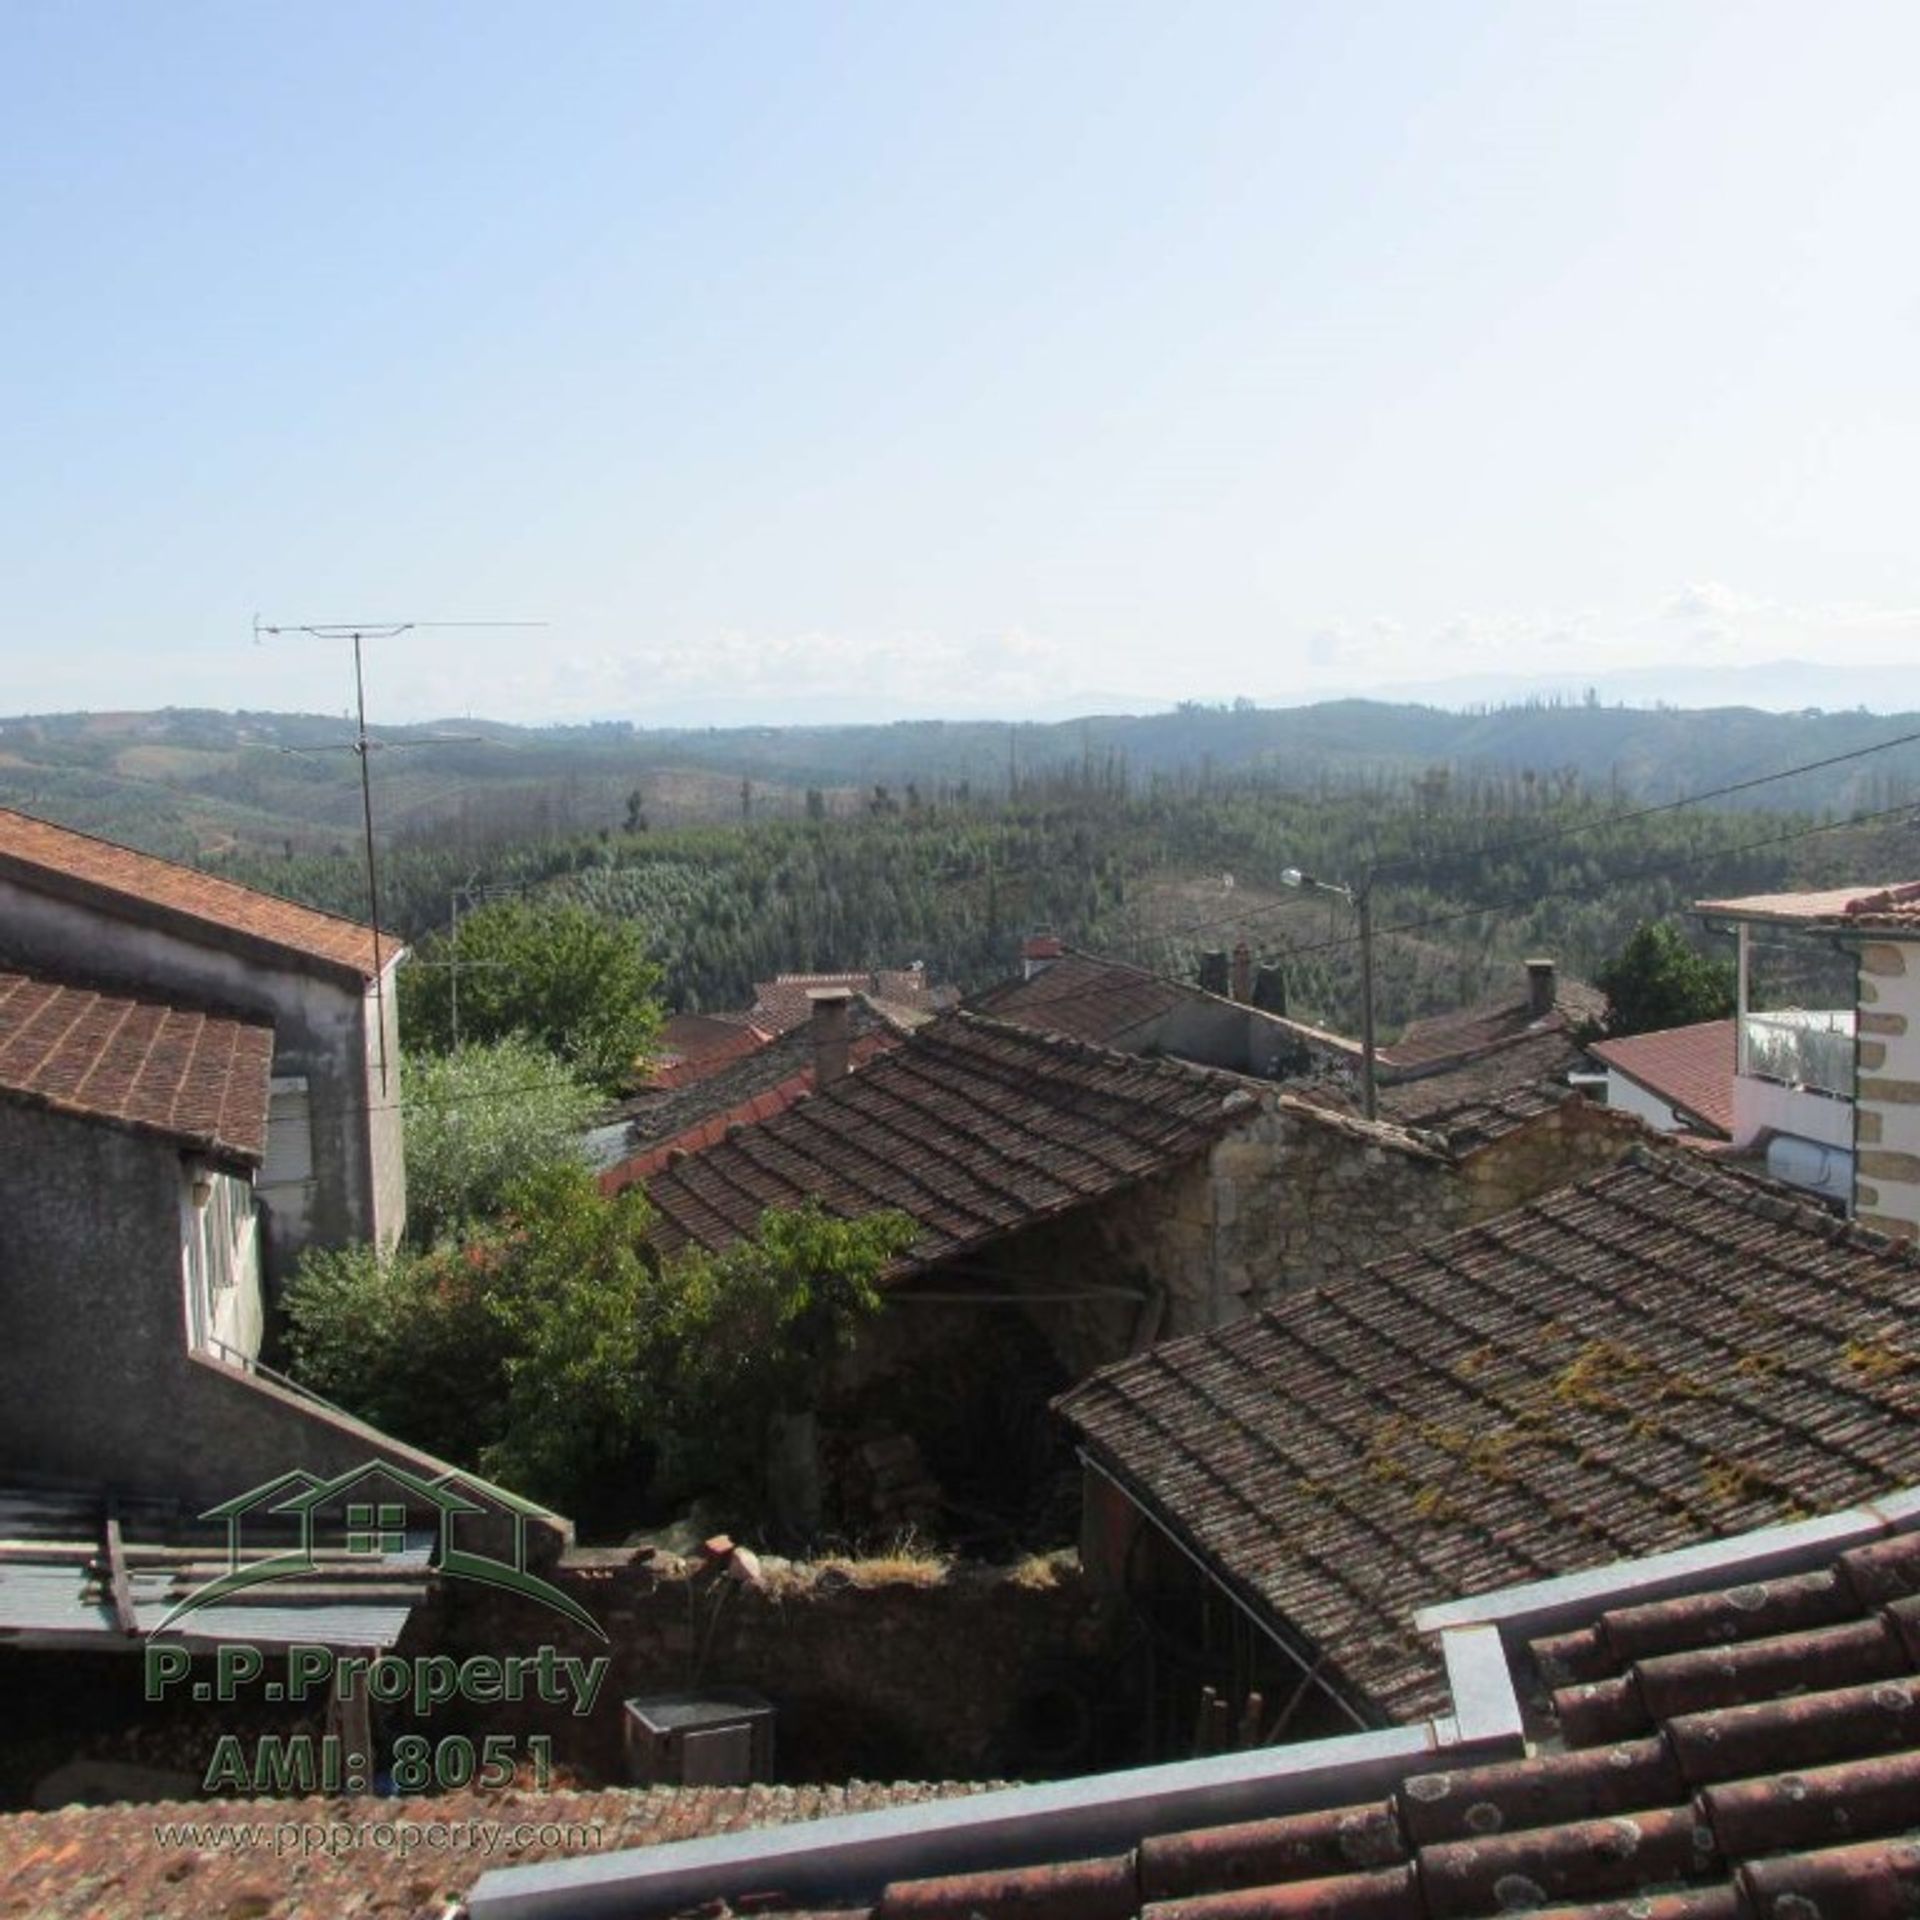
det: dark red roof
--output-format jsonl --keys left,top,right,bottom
{"left": 0, "top": 806, "right": 391, "bottom": 984}
{"left": 1371, "top": 1029, "right": 1601, "bottom": 1155}
{"left": 0, "top": 966, "right": 273, "bottom": 1161}
{"left": 605, "top": 1025, "right": 902, "bottom": 1191}
{"left": 1590, "top": 1018, "right": 1737, "bottom": 1138}
{"left": 642, "top": 1013, "right": 1257, "bottom": 1268}
{"left": 748, "top": 968, "right": 945, "bottom": 1035}
{"left": 646, "top": 1012, "right": 775, "bottom": 1090}
{"left": 1381, "top": 974, "right": 1604, "bottom": 1075}
{"left": 1057, "top": 1151, "right": 1920, "bottom": 1722}
{"left": 970, "top": 950, "right": 1193, "bottom": 1046}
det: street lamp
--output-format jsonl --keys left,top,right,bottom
{"left": 1281, "top": 867, "right": 1376, "bottom": 1120}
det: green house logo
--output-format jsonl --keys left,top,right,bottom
{"left": 156, "top": 1458, "right": 602, "bottom": 1640}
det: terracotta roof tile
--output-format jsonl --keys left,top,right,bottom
{"left": 0, "top": 966, "right": 273, "bottom": 1159}
{"left": 748, "top": 969, "right": 948, "bottom": 1036}
{"left": 0, "top": 806, "right": 391, "bottom": 983}
{"left": 1588, "top": 1021, "right": 1735, "bottom": 1139}
{"left": 460, "top": 1497, "right": 1920, "bottom": 1920}
{"left": 642, "top": 1013, "right": 1256, "bottom": 1270}
{"left": 970, "top": 951, "right": 1194, "bottom": 1047}
{"left": 1698, "top": 879, "right": 1920, "bottom": 930}
{"left": 1056, "top": 1152, "right": 1920, "bottom": 1723}
{"left": 1380, "top": 975, "right": 1604, "bottom": 1075}
{"left": 646, "top": 1013, "right": 776, "bottom": 1090}
{"left": 0, "top": 1779, "right": 989, "bottom": 1919}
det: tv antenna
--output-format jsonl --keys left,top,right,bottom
{"left": 252, "top": 616, "right": 547, "bottom": 1093}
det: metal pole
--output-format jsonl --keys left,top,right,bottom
{"left": 1359, "top": 880, "right": 1377, "bottom": 1120}
{"left": 349, "top": 632, "right": 393, "bottom": 1097}
{"left": 448, "top": 888, "right": 462, "bottom": 1052}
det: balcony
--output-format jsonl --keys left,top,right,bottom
{"left": 1740, "top": 1009, "right": 1855, "bottom": 1101}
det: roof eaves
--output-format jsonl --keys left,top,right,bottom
{"left": 0, "top": 831, "right": 397, "bottom": 989}
{"left": 0, "top": 1081, "right": 266, "bottom": 1165}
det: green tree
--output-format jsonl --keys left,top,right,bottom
{"left": 285, "top": 1165, "right": 657, "bottom": 1515}
{"left": 1595, "top": 920, "right": 1737, "bottom": 1037}
{"left": 283, "top": 1179, "right": 914, "bottom": 1529}
{"left": 401, "top": 898, "right": 661, "bottom": 1090}
{"left": 402, "top": 1037, "right": 599, "bottom": 1246}
{"left": 652, "top": 1201, "right": 916, "bottom": 1516}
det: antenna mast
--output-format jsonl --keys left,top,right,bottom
{"left": 252, "top": 616, "right": 545, "bottom": 1095}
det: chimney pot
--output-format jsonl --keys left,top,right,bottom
{"left": 1197, "top": 949, "right": 1230, "bottom": 997}
{"left": 1231, "top": 941, "right": 1252, "bottom": 1004}
{"left": 1525, "top": 958, "right": 1557, "bottom": 1019}
{"left": 807, "top": 986, "right": 854, "bottom": 1085}
{"left": 1020, "top": 932, "right": 1064, "bottom": 980}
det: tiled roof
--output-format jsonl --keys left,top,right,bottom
{"left": 969, "top": 950, "right": 1192, "bottom": 1046}
{"left": 473, "top": 1509, "right": 1920, "bottom": 1920}
{"left": 1590, "top": 1018, "right": 1737, "bottom": 1138}
{"left": 0, "top": 806, "right": 391, "bottom": 984}
{"left": 1057, "top": 1150, "right": 1920, "bottom": 1723}
{"left": 0, "top": 1779, "right": 989, "bottom": 1919}
{"left": 642, "top": 1013, "right": 1257, "bottom": 1267}
{"left": 1381, "top": 974, "right": 1605, "bottom": 1075}
{"left": 646, "top": 1012, "right": 775, "bottom": 1090}
{"left": 619, "top": 1002, "right": 903, "bottom": 1146}
{"left": 1699, "top": 879, "right": 1920, "bottom": 929}
{"left": 0, "top": 966, "right": 273, "bottom": 1160}
{"left": 604, "top": 1025, "right": 901, "bottom": 1192}
{"left": 1371, "top": 1029, "right": 1595, "bottom": 1155}
{"left": 748, "top": 968, "right": 946, "bottom": 1036}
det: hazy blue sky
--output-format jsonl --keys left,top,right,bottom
{"left": 5, "top": 2, "right": 1918, "bottom": 724}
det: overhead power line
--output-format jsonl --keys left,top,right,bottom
{"left": 1245, "top": 797, "right": 1920, "bottom": 967}
{"left": 1156, "top": 724, "right": 1920, "bottom": 949}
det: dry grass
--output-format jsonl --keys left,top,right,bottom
{"left": 812, "top": 1531, "right": 953, "bottom": 1589}
{"left": 1006, "top": 1549, "right": 1075, "bottom": 1591}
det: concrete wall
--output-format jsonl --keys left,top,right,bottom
{"left": 0, "top": 1101, "right": 483, "bottom": 1514}
{"left": 0, "top": 875, "right": 404, "bottom": 1268}
{"left": 1604, "top": 1070, "right": 1682, "bottom": 1135}
{"left": 1132, "top": 1000, "right": 1362, "bottom": 1086}
{"left": 1732, "top": 1070, "right": 1852, "bottom": 1155}
{"left": 1854, "top": 939, "right": 1920, "bottom": 1238}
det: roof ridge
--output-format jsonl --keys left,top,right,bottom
{"left": 1626, "top": 1138, "right": 1920, "bottom": 1262}
{"left": 0, "top": 806, "right": 389, "bottom": 979}
{"left": 951, "top": 1006, "right": 1254, "bottom": 1098}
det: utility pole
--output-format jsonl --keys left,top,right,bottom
{"left": 1282, "top": 865, "right": 1377, "bottom": 1120}
{"left": 253, "top": 616, "right": 543, "bottom": 1094}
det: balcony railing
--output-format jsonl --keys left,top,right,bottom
{"left": 1741, "top": 1008, "right": 1855, "bottom": 1100}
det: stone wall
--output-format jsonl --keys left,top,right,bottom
{"left": 1077, "top": 1102, "right": 1473, "bottom": 1333}
{"left": 424, "top": 1552, "right": 1126, "bottom": 1785}
{"left": 1855, "top": 939, "right": 1920, "bottom": 1239}
{"left": 1454, "top": 1096, "right": 1649, "bottom": 1221}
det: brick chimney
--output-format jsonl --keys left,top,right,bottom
{"left": 807, "top": 987, "right": 854, "bottom": 1086}
{"left": 1231, "top": 941, "right": 1252, "bottom": 1004}
{"left": 1020, "top": 933, "right": 1065, "bottom": 981}
{"left": 1526, "top": 958, "right": 1557, "bottom": 1020}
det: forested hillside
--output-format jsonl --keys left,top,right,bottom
{"left": 205, "top": 767, "right": 1919, "bottom": 1040}
{"left": 4, "top": 696, "right": 1918, "bottom": 867}
{"left": 8, "top": 699, "right": 1919, "bottom": 1040}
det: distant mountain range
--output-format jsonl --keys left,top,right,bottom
{"left": 1361, "top": 658, "right": 1907, "bottom": 718}
{"left": 2, "top": 690, "right": 1917, "bottom": 860}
